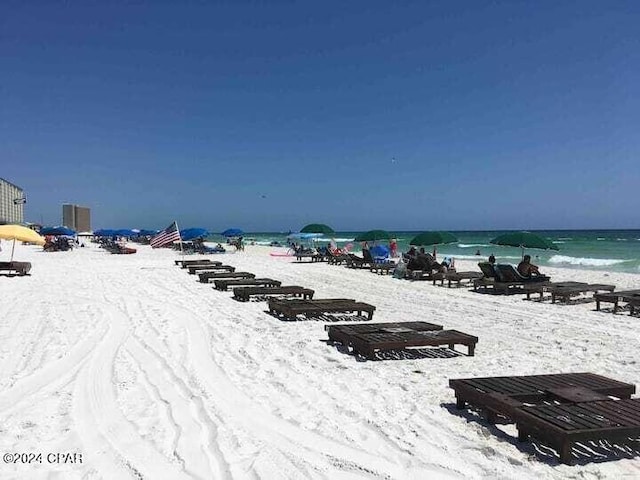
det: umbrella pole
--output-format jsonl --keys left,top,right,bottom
{"left": 11, "top": 238, "right": 16, "bottom": 262}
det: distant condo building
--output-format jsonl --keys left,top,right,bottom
{"left": 63, "top": 204, "right": 91, "bottom": 232}
{"left": 0, "top": 177, "right": 26, "bottom": 225}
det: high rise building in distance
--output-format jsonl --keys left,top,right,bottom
{"left": 62, "top": 204, "right": 91, "bottom": 232}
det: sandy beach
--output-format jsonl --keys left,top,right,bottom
{"left": 1, "top": 242, "right": 640, "bottom": 480}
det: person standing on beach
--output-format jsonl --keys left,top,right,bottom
{"left": 389, "top": 238, "right": 398, "bottom": 258}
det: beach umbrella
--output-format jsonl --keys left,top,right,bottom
{"left": 0, "top": 224, "right": 46, "bottom": 262}
{"left": 40, "top": 226, "right": 76, "bottom": 236}
{"left": 221, "top": 228, "right": 243, "bottom": 237}
{"left": 93, "top": 229, "right": 116, "bottom": 237}
{"left": 354, "top": 230, "right": 394, "bottom": 243}
{"left": 137, "top": 229, "right": 158, "bottom": 236}
{"left": 410, "top": 231, "right": 458, "bottom": 256}
{"left": 370, "top": 244, "right": 390, "bottom": 260}
{"left": 490, "top": 231, "right": 559, "bottom": 258}
{"left": 300, "top": 223, "right": 335, "bottom": 236}
{"left": 181, "top": 228, "right": 210, "bottom": 241}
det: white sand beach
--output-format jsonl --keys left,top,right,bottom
{"left": 1, "top": 242, "right": 640, "bottom": 480}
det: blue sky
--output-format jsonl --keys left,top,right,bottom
{"left": 2, "top": 1, "right": 639, "bottom": 231}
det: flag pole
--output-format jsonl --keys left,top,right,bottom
{"left": 175, "top": 220, "right": 184, "bottom": 261}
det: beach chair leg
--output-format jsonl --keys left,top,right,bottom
{"left": 468, "top": 343, "right": 475, "bottom": 356}
{"left": 448, "top": 343, "right": 455, "bottom": 352}
{"left": 559, "top": 441, "right": 573, "bottom": 465}
{"left": 455, "top": 396, "right": 466, "bottom": 409}
{"left": 517, "top": 426, "right": 528, "bottom": 442}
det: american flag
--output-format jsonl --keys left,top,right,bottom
{"left": 150, "top": 221, "right": 181, "bottom": 248}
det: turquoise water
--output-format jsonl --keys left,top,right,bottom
{"left": 212, "top": 230, "right": 640, "bottom": 274}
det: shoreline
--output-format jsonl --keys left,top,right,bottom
{"left": 1, "top": 242, "right": 639, "bottom": 478}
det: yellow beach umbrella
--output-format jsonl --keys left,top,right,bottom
{"left": 0, "top": 225, "right": 46, "bottom": 262}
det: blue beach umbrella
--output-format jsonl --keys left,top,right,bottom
{"left": 181, "top": 228, "right": 210, "bottom": 241}
{"left": 221, "top": 228, "right": 243, "bottom": 237}
{"left": 115, "top": 229, "right": 136, "bottom": 237}
{"left": 40, "top": 226, "right": 76, "bottom": 236}
{"left": 94, "top": 229, "right": 116, "bottom": 237}
{"left": 370, "top": 244, "right": 390, "bottom": 258}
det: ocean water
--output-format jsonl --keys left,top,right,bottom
{"left": 211, "top": 230, "right": 640, "bottom": 274}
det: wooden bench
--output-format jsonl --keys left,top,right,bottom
{"left": 198, "top": 271, "right": 255, "bottom": 283}
{"left": 188, "top": 264, "right": 235, "bottom": 275}
{"left": 0, "top": 261, "right": 32, "bottom": 276}
{"left": 233, "top": 286, "right": 314, "bottom": 302}
{"left": 213, "top": 278, "right": 281, "bottom": 291}
{"left": 268, "top": 298, "right": 375, "bottom": 321}
{"left": 450, "top": 373, "right": 635, "bottom": 424}
{"left": 514, "top": 397, "right": 640, "bottom": 464}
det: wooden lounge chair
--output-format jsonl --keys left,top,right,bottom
{"left": 0, "top": 261, "right": 32, "bottom": 276}
{"left": 213, "top": 278, "right": 281, "bottom": 291}
{"left": 513, "top": 397, "right": 640, "bottom": 464}
{"left": 432, "top": 271, "right": 483, "bottom": 288}
{"left": 233, "top": 286, "right": 314, "bottom": 302}
{"left": 370, "top": 262, "right": 396, "bottom": 275}
{"left": 595, "top": 289, "right": 640, "bottom": 313}
{"left": 326, "top": 322, "right": 477, "bottom": 359}
{"left": 450, "top": 373, "right": 635, "bottom": 423}
{"left": 188, "top": 264, "right": 235, "bottom": 274}
{"left": 346, "top": 253, "right": 374, "bottom": 269}
{"left": 550, "top": 283, "right": 615, "bottom": 303}
{"left": 268, "top": 298, "right": 375, "bottom": 320}
{"left": 327, "top": 251, "right": 350, "bottom": 265}
{"left": 474, "top": 263, "right": 549, "bottom": 294}
{"left": 295, "top": 253, "right": 327, "bottom": 262}
{"left": 177, "top": 259, "right": 221, "bottom": 268}
{"left": 198, "top": 271, "right": 255, "bottom": 283}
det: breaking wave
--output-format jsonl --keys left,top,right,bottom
{"left": 457, "top": 244, "right": 491, "bottom": 248}
{"left": 548, "top": 255, "right": 628, "bottom": 267}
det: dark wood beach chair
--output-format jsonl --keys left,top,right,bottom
{"left": 213, "top": 278, "right": 281, "bottom": 291}
{"left": 198, "top": 271, "right": 255, "bottom": 283}
{"left": 513, "top": 397, "right": 640, "bottom": 464}
{"left": 0, "top": 261, "right": 32, "bottom": 276}
{"left": 188, "top": 264, "right": 235, "bottom": 275}
{"left": 346, "top": 253, "right": 374, "bottom": 269}
{"left": 550, "top": 283, "right": 616, "bottom": 303}
{"left": 595, "top": 289, "right": 640, "bottom": 313}
{"left": 295, "top": 253, "right": 327, "bottom": 262}
{"left": 432, "top": 271, "right": 483, "bottom": 288}
{"left": 175, "top": 259, "right": 220, "bottom": 267}
{"left": 326, "top": 321, "right": 477, "bottom": 359}
{"left": 370, "top": 263, "right": 396, "bottom": 275}
{"left": 268, "top": 298, "right": 376, "bottom": 321}
{"left": 450, "top": 373, "right": 635, "bottom": 423}
{"left": 327, "top": 251, "right": 350, "bottom": 265}
{"left": 474, "top": 263, "right": 549, "bottom": 294}
{"left": 233, "top": 286, "right": 315, "bottom": 302}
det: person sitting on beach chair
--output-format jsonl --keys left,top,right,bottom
{"left": 517, "top": 254, "right": 542, "bottom": 278}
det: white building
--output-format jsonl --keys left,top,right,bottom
{"left": 0, "top": 177, "right": 25, "bottom": 224}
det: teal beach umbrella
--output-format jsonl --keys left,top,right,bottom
{"left": 409, "top": 231, "right": 458, "bottom": 256}
{"left": 490, "top": 231, "right": 559, "bottom": 258}
{"left": 300, "top": 223, "right": 335, "bottom": 236}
